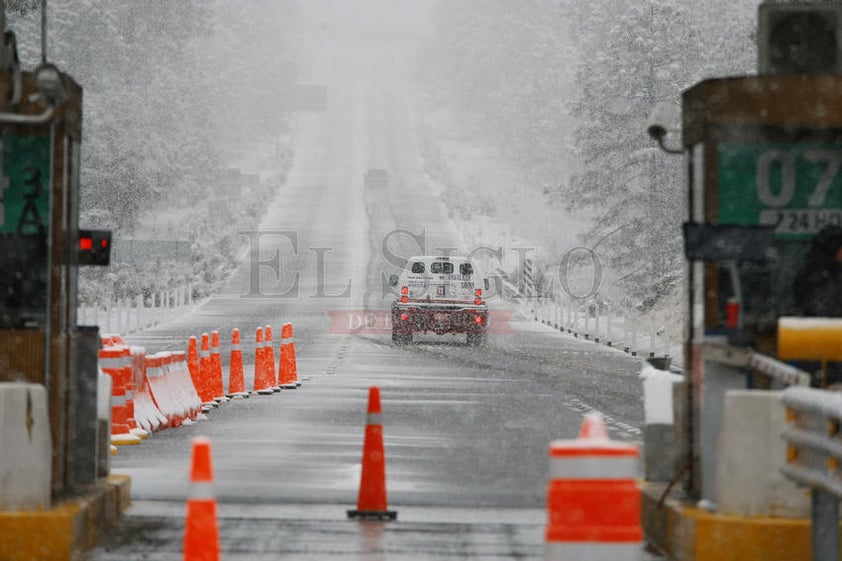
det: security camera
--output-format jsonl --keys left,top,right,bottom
{"left": 36, "top": 63, "right": 67, "bottom": 106}
{"left": 646, "top": 102, "right": 676, "bottom": 140}
{"left": 646, "top": 102, "right": 683, "bottom": 155}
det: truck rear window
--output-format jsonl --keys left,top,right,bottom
{"left": 430, "top": 262, "right": 454, "bottom": 274}
{"left": 460, "top": 263, "right": 473, "bottom": 275}
{"left": 411, "top": 262, "right": 425, "bottom": 273}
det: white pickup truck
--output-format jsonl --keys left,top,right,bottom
{"left": 389, "top": 255, "right": 489, "bottom": 345}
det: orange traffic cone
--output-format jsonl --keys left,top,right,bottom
{"left": 227, "top": 328, "right": 248, "bottom": 398}
{"left": 265, "top": 325, "right": 280, "bottom": 391}
{"left": 209, "top": 331, "right": 228, "bottom": 402}
{"left": 187, "top": 336, "right": 199, "bottom": 383}
{"left": 578, "top": 411, "right": 609, "bottom": 440}
{"left": 198, "top": 333, "right": 217, "bottom": 407}
{"left": 183, "top": 436, "right": 220, "bottom": 561}
{"left": 347, "top": 386, "right": 397, "bottom": 521}
{"left": 544, "top": 412, "right": 642, "bottom": 560}
{"left": 253, "top": 327, "right": 274, "bottom": 395}
{"left": 278, "top": 322, "right": 300, "bottom": 389}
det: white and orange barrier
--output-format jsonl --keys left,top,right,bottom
{"left": 145, "top": 352, "right": 204, "bottom": 428}
{"left": 97, "top": 322, "right": 304, "bottom": 440}
{"left": 544, "top": 413, "right": 642, "bottom": 560}
{"left": 145, "top": 354, "right": 182, "bottom": 428}
{"left": 129, "top": 346, "right": 168, "bottom": 434}
{"left": 170, "top": 351, "right": 204, "bottom": 423}
{"left": 98, "top": 345, "right": 142, "bottom": 446}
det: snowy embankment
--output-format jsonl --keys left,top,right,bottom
{"left": 414, "top": 101, "right": 684, "bottom": 367}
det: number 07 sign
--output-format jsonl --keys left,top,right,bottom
{"left": 717, "top": 142, "right": 842, "bottom": 239}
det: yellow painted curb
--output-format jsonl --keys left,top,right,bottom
{"left": 111, "top": 434, "right": 143, "bottom": 446}
{"left": 0, "top": 474, "right": 131, "bottom": 561}
{"left": 642, "top": 482, "right": 819, "bottom": 561}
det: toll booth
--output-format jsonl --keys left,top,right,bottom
{"left": 0, "top": 65, "right": 97, "bottom": 497}
{"left": 681, "top": 74, "right": 842, "bottom": 500}
{"left": 637, "top": 3, "right": 842, "bottom": 560}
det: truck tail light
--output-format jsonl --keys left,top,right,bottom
{"left": 475, "top": 288, "right": 483, "bottom": 305}
{"left": 401, "top": 286, "right": 408, "bottom": 303}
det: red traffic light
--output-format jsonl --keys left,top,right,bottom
{"left": 77, "top": 229, "right": 111, "bottom": 266}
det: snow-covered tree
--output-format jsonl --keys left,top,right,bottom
{"left": 421, "top": 0, "right": 756, "bottom": 305}
{"left": 563, "top": 0, "right": 704, "bottom": 302}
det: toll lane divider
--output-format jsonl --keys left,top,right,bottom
{"left": 98, "top": 324, "right": 303, "bottom": 446}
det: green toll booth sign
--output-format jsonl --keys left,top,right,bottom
{"left": 0, "top": 136, "right": 51, "bottom": 234}
{"left": 718, "top": 142, "right": 842, "bottom": 240}
{"left": 0, "top": 135, "right": 51, "bottom": 328}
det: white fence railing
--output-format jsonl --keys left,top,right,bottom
{"left": 506, "top": 292, "right": 681, "bottom": 365}
{"left": 78, "top": 284, "right": 194, "bottom": 335}
{"left": 496, "top": 267, "right": 682, "bottom": 364}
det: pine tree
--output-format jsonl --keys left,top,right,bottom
{"left": 564, "top": 0, "right": 706, "bottom": 303}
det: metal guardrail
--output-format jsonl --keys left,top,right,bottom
{"left": 781, "top": 385, "right": 842, "bottom": 561}
{"left": 781, "top": 386, "right": 842, "bottom": 495}
{"left": 701, "top": 342, "right": 812, "bottom": 386}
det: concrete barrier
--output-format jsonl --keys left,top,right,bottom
{"left": 0, "top": 383, "right": 51, "bottom": 511}
{"left": 716, "top": 389, "right": 810, "bottom": 517}
{"left": 97, "top": 370, "right": 112, "bottom": 475}
{"left": 640, "top": 362, "right": 684, "bottom": 482}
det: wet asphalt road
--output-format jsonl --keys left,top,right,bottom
{"left": 88, "top": 21, "right": 654, "bottom": 561}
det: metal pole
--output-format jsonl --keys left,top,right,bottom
{"left": 812, "top": 489, "right": 839, "bottom": 561}
{"left": 0, "top": 0, "right": 6, "bottom": 70}
{"left": 40, "top": 0, "right": 47, "bottom": 63}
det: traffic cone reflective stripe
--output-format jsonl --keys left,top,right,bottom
{"left": 210, "top": 331, "right": 228, "bottom": 402}
{"left": 348, "top": 386, "right": 396, "bottom": 521}
{"left": 183, "top": 436, "right": 220, "bottom": 561}
{"left": 253, "top": 327, "right": 274, "bottom": 395}
{"left": 544, "top": 413, "right": 641, "bottom": 560}
{"left": 278, "top": 322, "right": 300, "bottom": 389}
{"left": 227, "top": 328, "right": 248, "bottom": 398}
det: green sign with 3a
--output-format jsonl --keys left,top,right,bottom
{"left": 0, "top": 136, "right": 51, "bottom": 235}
